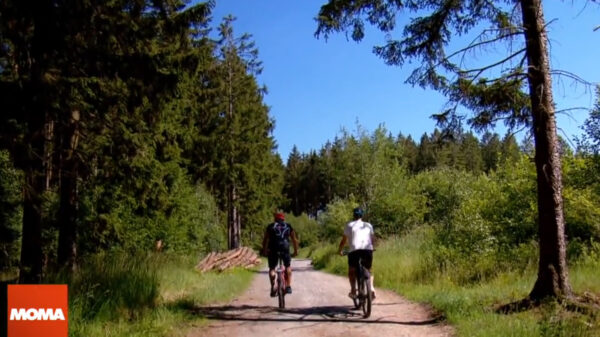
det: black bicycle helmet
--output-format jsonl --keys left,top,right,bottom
{"left": 353, "top": 207, "right": 364, "bottom": 218}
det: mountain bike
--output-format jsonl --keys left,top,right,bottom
{"left": 275, "top": 255, "right": 287, "bottom": 309}
{"left": 343, "top": 250, "right": 372, "bottom": 318}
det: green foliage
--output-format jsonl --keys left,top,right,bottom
{"left": 313, "top": 149, "right": 595, "bottom": 285}
{"left": 0, "top": 0, "right": 283, "bottom": 274}
{"left": 284, "top": 213, "right": 320, "bottom": 248}
{"left": 80, "top": 165, "right": 224, "bottom": 254}
{"left": 578, "top": 86, "right": 600, "bottom": 154}
{"left": 563, "top": 188, "right": 600, "bottom": 244}
{"left": 0, "top": 150, "right": 21, "bottom": 273}
{"left": 306, "top": 125, "right": 597, "bottom": 277}
{"left": 367, "top": 164, "right": 425, "bottom": 234}
{"left": 283, "top": 125, "right": 524, "bottom": 224}
{"left": 318, "top": 197, "right": 357, "bottom": 241}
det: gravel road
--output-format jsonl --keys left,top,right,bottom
{"left": 186, "top": 258, "right": 453, "bottom": 337}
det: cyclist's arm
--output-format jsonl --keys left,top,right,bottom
{"left": 338, "top": 235, "right": 347, "bottom": 256}
{"left": 370, "top": 224, "right": 376, "bottom": 249}
{"left": 291, "top": 230, "right": 299, "bottom": 256}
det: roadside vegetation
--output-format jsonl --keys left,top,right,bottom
{"left": 291, "top": 109, "right": 600, "bottom": 336}
{"left": 59, "top": 253, "right": 254, "bottom": 337}
{"left": 309, "top": 235, "right": 600, "bottom": 337}
{"left": 2, "top": 1, "right": 600, "bottom": 336}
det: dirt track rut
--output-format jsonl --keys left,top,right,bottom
{"left": 186, "top": 258, "right": 453, "bottom": 337}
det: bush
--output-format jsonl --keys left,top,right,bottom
{"left": 318, "top": 197, "right": 358, "bottom": 242}
{"left": 563, "top": 187, "right": 600, "bottom": 244}
{"left": 285, "top": 213, "right": 320, "bottom": 248}
{"left": 79, "top": 166, "right": 224, "bottom": 255}
{"left": 367, "top": 164, "right": 426, "bottom": 235}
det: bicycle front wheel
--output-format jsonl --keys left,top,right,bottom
{"left": 362, "top": 270, "right": 372, "bottom": 318}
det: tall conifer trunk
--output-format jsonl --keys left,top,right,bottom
{"left": 227, "top": 185, "right": 240, "bottom": 249}
{"left": 226, "top": 55, "right": 241, "bottom": 250}
{"left": 57, "top": 110, "right": 80, "bottom": 271}
{"left": 19, "top": 111, "right": 45, "bottom": 283}
{"left": 520, "top": 0, "right": 572, "bottom": 300}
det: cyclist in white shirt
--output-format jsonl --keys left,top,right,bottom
{"left": 338, "top": 207, "right": 376, "bottom": 300}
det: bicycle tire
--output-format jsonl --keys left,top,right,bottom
{"left": 362, "top": 269, "right": 372, "bottom": 318}
{"left": 277, "top": 272, "right": 285, "bottom": 309}
{"left": 358, "top": 269, "right": 366, "bottom": 311}
{"left": 352, "top": 277, "right": 360, "bottom": 309}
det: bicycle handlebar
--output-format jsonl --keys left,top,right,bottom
{"left": 340, "top": 249, "right": 375, "bottom": 256}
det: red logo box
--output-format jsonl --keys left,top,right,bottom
{"left": 7, "top": 285, "right": 68, "bottom": 337}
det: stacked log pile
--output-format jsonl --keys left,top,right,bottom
{"left": 196, "top": 247, "right": 261, "bottom": 272}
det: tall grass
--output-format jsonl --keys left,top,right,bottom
{"left": 51, "top": 252, "right": 255, "bottom": 337}
{"left": 310, "top": 230, "right": 600, "bottom": 337}
{"left": 67, "top": 252, "right": 159, "bottom": 321}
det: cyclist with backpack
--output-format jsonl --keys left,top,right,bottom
{"left": 338, "top": 207, "right": 376, "bottom": 300}
{"left": 261, "top": 212, "right": 299, "bottom": 297}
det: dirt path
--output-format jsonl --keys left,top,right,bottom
{"left": 186, "top": 259, "right": 453, "bottom": 337}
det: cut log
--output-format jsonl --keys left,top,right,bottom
{"left": 196, "top": 247, "right": 262, "bottom": 272}
{"left": 196, "top": 252, "right": 215, "bottom": 270}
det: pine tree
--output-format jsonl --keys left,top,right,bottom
{"left": 210, "top": 16, "right": 281, "bottom": 248}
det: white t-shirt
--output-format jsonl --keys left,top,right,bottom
{"left": 344, "top": 219, "right": 374, "bottom": 251}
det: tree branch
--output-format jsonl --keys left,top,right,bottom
{"left": 479, "top": 72, "right": 528, "bottom": 84}
{"left": 457, "top": 30, "right": 523, "bottom": 69}
{"left": 555, "top": 107, "right": 592, "bottom": 115}
{"left": 458, "top": 47, "right": 526, "bottom": 81}
{"left": 444, "top": 30, "right": 522, "bottom": 63}
{"left": 550, "top": 69, "right": 595, "bottom": 87}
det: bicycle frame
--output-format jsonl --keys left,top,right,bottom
{"left": 275, "top": 256, "right": 286, "bottom": 309}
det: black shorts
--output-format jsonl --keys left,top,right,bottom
{"left": 268, "top": 250, "right": 291, "bottom": 269}
{"left": 347, "top": 249, "right": 373, "bottom": 270}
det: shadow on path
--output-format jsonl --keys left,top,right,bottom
{"left": 182, "top": 303, "right": 445, "bottom": 325}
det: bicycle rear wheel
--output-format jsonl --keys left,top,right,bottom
{"left": 352, "top": 278, "right": 360, "bottom": 309}
{"left": 362, "top": 270, "right": 372, "bottom": 318}
{"left": 277, "top": 272, "right": 285, "bottom": 309}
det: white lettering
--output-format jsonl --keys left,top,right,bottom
{"left": 53, "top": 308, "right": 65, "bottom": 320}
{"left": 26, "top": 308, "right": 37, "bottom": 320}
{"left": 9, "top": 308, "right": 66, "bottom": 321}
{"left": 10, "top": 309, "right": 26, "bottom": 320}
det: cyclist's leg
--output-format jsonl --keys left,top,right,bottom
{"left": 361, "top": 250, "right": 375, "bottom": 298}
{"left": 347, "top": 251, "right": 359, "bottom": 297}
{"left": 267, "top": 253, "right": 278, "bottom": 296}
{"left": 282, "top": 250, "right": 292, "bottom": 293}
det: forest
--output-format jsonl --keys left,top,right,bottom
{"left": 0, "top": 1, "right": 284, "bottom": 281}
{"left": 1, "top": 0, "right": 599, "bottom": 336}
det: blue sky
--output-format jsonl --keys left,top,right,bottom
{"left": 206, "top": 1, "right": 600, "bottom": 161}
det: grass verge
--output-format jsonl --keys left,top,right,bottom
{"left": 310, "top": 230, "right": 600, "bottom": 337}
{"left": 63, "top": 252, "right": 255, "bottom": 337}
